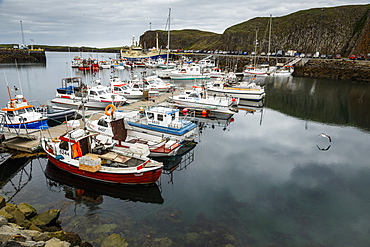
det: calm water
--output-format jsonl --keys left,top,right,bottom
{"left": 1, "top": 52, "right": 370, "bottom": 247}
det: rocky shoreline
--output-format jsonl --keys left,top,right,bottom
{"left": 293, "top": 59, "right": 370, "bottom": 82}
{"left": 0, "top": 196, "right": 128, "bottom": 247}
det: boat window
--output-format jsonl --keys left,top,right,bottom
{"left": 6, "top": 111, "right": 15, "bottom": 117}
{"left": 89, "top": 91, "right": 97, "bottom": 96}
{"left": 17, "top": 108, "right": 27, "bottom": 114}
{"left": 188, "top": 93, "right": 198, "bottom": 98}
{"left": 60, "top": 140, "right": 69, "bottom": 151}
{"left": 158, "top": 114, "right": 164, "bottom": 121}
{"left": 171, "top": 113, "right": 176, "bottom": 120}
{"left": 97, "top": 118, "right": 108, "bottom": 127}
{"left": 147, "top": 112, "right": 154, "bottom": 119}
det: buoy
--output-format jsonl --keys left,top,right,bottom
{"left": 201, "top": 109, "right": 207, "bottom": 117}
{"left": 230, "top": 118, "right": 234, "bottom": 122}
{"left": 182, "top": 108, "right": 189, "bottom": 115}
{"left": 104, "top": 104, "right": 116, "bottom": 116}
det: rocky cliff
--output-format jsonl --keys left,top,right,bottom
{"left": 140, "top": 4, "right": 370, "bottom": 56}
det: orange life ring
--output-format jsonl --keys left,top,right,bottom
{"left": 105, "top": 104, "right": 116, "bottom": 116}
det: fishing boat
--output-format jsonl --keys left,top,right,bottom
{"left": 50, "top": 77, "right": 127, "bottom": 110}
{"left": 1, "top": 94, "right": 49, "bottom": 129}
{"left": 120, "top": 105, "right": 197, "bottom": 141}
{"left": 120, "top": 36, "right": 166, "bottom": 61}
{"left": 144, "top": 75, "right": 174, "bottom": 92}
{"left": 41, "top": 125, "right": 163, "bottom": 185}
{"left": 206, "top": 79, "right": 265, "bottom": 101}
{"left": 35, "top": 104, "right": 78, "bottom": 126}
{"left": 169, "top": 65, "right": 210, "bottom": 80}
{"left": 86, "top": 110, "right": 194, "bottom": 157}
{"left": 109, "top": 76, "right": 143, "bottom": 99}
{"left": 169, "top": 87, "right": 239, "bottom": 115}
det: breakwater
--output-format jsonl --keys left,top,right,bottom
{"left": 0, "top": 48, "right": 46, "bottom": 63}
{"left": 293, "top": 59, "right": 370, "bottom": 82}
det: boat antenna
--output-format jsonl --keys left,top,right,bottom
{"left": 14, "top": 60, "right": 24, "bottom": 95}
{"left": 3, "top": 72, "right": 12, "bottom": 101}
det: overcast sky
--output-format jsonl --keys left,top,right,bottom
{"left": 0, "top": 0, "right": 368, "bottom": 48}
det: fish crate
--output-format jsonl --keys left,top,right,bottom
{"left": 79, "top": 153, "right": 101, "bottom": 172}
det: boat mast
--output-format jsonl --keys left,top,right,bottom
{"left": 20, "top": 20, "right": 25, "bottom": 47}
{"left": 267, "top": 15, "right": 272, "bottom": 62}
{"left": 166, "top": 8, "right": 171, "bottom": 67}
{"left": 253, "top": 29, "right": 258, "bottom": 67}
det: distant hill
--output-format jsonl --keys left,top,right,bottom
{"left": 140, "top": 4, "right": 370, "bottom": 56}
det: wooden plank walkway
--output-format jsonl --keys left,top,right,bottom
{"left": 0, "top": 91, "right": 176, "bottom": 153}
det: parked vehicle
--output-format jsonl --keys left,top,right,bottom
{"left": 335, "top": 54, "right": 342, "bottom": 59}
{"left": 327, "top": 55, "right": 333, "bottom": 59}
{"left": 320, "top": 54, "right": 327, "bottom": 59}
{"left": 357, "top": 54, "right": 365, "bottom": 60}
{"left": 349, "top": 54, "right": 356, "bottom": 60}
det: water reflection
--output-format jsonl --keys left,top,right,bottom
{"left": 265, "top": 76, "right": 370, "bottom": 131}
{"left": 0, "top": 156, "right": 33, "bottom": 201}
{"left": 44, "top": 162, "right": 164, "bottom": 204}
{"left": 155, "top": 148, "right": 196, "bottom": 184}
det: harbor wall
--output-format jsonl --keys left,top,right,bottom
{"left": 0, "top": 48, "right": 46, "bottom": 63}
{"left": 293, "top": 59, "right": 370, "bottom": 82}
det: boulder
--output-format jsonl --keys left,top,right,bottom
{"left": 30, "top": 209, "right": 60, "bottom": 227}
{"left": 101, "top": 233, "right": 128, "bottom": 247}
{"left": 0, "top": 215, "right": 7, "bottom": 227}
{"left": 45, "top": 237, "right": 70, "bottom": 247}
{"left": 0, "top": 225, "right": 29, "bottom": 243}
{"left": 0, "top": 204, "right": 31, "bottom": 228}
{"left": 0, "top": 196, "right": 6, "bottom": 209}
{"left": 17, "top": 203, "right": 37, "bottom": 219}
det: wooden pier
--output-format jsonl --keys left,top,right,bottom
{"left": 0, "top": 91, "right": 176, "bottom": 153}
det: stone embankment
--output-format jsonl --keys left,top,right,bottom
{"left": 0, "top": 49, "right": 46, "bottom": 63}
{"left": 0, "top": 196, "right": 128, "bottom": 246}
{"left": 293, "top": 59, "right": 370, "bottom": 82}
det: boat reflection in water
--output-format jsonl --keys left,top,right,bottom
{"left": 154, "top": 147, "right": 197, "bottom": 184}
{"left": 189, "top": 113, "right": 236, "bottom": 134}
{"left": 0, "top": 155, "right": 34, "bottom": 201}
{"left": 44, "top": 162, "right": 164, "bottom": 205}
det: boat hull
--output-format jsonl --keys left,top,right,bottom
{"left": 207, "top": 88, "right": 265, "bottom": 101}
{"left": 3, "top": 119, "right": 49, "bottom": 129}
{"left": 51, "top": 97, "right": 125, "bottom": 110}
{"left": 46, "top": 153, "right": 163, "bottom": 185}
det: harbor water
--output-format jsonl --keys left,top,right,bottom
{"left": 1, "top": 52, "right": 370, "bottom": 246}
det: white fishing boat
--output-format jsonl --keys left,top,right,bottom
{"left": 169, "top": 65, "right": 210, "bottom": 80}
{"left": 109, "top": 76, "right": 143, "bottom": 99}
{"left": 86, "top": 110, "right": 195, "bottom": 157}
{"left": 1, "top": 93, "right": 49, "bottom": 129}
{"left": 169, "top": 87, "right": 239, "bottom": 115}
{"left": 272, "top": 65, "right": 294, "bottom": 76}
{"left": 144, "top": 75, "right": 174, "bottom": 92}
{"left": 209, "top": 67, "right": 225, "bottom": 78}
{"left": 206, "top": 79, "right": 265, "bottom": 101}
{"left": 51, "top": 77, "right": 127, "bottom": 110}
{"left": 242, "top": 64, "right": 271, "bottom": 76}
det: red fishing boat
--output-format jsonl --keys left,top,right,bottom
{"left": 41, "top": 127, "right": 163, "bottom": 185}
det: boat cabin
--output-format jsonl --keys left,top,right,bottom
{"left": 143, "top": 107, "right": 180, "bottom": 127}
